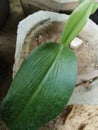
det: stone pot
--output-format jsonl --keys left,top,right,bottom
{"left": 3, "top": 11, "right": 98, "bottom": 130}
{"left": 21, "top": 0, "right": 98, "bottom": 25}
{"left": 0, "top": 0, "right": 10, "bottom": 30}
{"left": 20, "top": 0, "right": 78, "bottom": 15}
{"left": 14, "top": 11, "right": 98, "bottom": 78}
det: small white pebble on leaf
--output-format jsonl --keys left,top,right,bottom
{"left": 70, "top": 37, "right": 83, "bottom": 49}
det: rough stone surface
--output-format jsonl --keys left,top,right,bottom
{"left": 70, "top": 37, "right": 83, "bottom": 49}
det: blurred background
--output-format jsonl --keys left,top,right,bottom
{"left": 0, "top": 0, "right": 23, "bottom": 104}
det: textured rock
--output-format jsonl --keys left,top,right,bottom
{"left": 70, "top": 37, "right": 83, "bottom": 49}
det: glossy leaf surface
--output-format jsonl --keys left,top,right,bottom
{"left": 0, "top": 42, "right": 77, "bottom": 130}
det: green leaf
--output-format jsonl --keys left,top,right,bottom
{"left": 60, "top": 0, "right": 98, "bottom": 46}
{"left": 79, "top": 0, "right": 84, "bottom": 4}
{"left": 0, "top": 42, "right": 77, "bottom": 130}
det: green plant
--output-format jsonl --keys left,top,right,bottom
{"left": 0, "top": 0, "right": 98, "bottom": 130}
